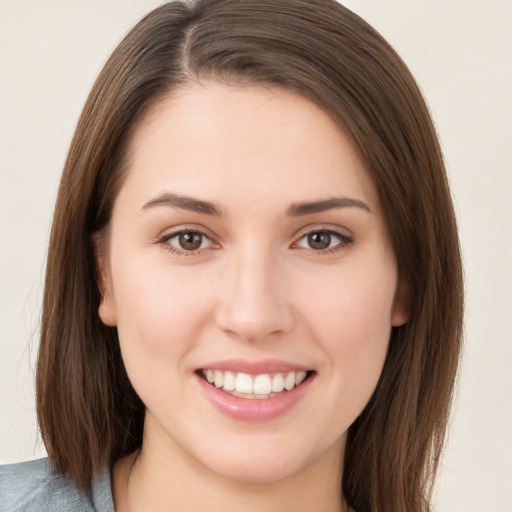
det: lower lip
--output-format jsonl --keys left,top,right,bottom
{"left": 197, "top": 373, "right": 314, "bottom": 422}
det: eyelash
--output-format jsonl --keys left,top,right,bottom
{"left": 157, "top": 229, "right": 216, "bottom": 256}
{"left": 157, "top": 228, "right": 354, "bottom": 256}
{"left": 293, "top": 229, "right": 354, "bottom": 255}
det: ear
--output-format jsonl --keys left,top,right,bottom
{"left": 93, "top": 235, "right": 117, "bottom": 327}
{"left": 391, "top": 278, "right": 409, "bottom": 327}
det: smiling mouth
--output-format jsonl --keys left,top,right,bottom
{"left": 198, "top": 369, "right": 315, "bottom": 399}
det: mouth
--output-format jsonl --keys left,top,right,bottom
{"left": 197, "top": 369, "right": 315, "bottom": 400}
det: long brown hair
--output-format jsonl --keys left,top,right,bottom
{"left": 36, "top": 1, "right": 463, "bottom": 510}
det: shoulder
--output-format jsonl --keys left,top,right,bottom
{"left": 0, "top": 458, "right": 113, "bottom": 512}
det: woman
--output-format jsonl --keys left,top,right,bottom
{"left": 0, "top": 1, "right": 463, "bottom": 511}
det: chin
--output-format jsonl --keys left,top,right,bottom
{"left": 203, "top": 451, "right": 309, "bottom": 485}
{"left": 187, "top": 429, "right": 344, "bottom": 486}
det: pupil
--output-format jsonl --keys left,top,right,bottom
{"left": 308, "top": 232, "right": 331, "bottom": 250}
{"left": 179, "top": 232, "right": 202, "bottom": 250}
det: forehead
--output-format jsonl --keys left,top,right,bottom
{"left": 119, "top": 81, "right": 379, "bottom": 214}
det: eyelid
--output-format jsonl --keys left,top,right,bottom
{"left": 153, "top": 223, "right": 354, "bottom": 256}
{"left": 155, "top": 225, "right": 220, "bottom": 255}
{"left": 291, "top": 225, "right": 354, "bottom": 253}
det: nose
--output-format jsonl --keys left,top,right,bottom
{"left": 215, "top": 247, "right": 294, "bottom": 343}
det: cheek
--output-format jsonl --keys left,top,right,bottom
{"left": 304, "top": 262, "right": 396, "bottom": 338}
{"left": 301, "top": 262, "right": 396, "bottom": 393}
{"left": 110, "top": 259, "right": 220, "bottom": 422}
{"left": 109, "top": 252, "right": 215, "bottom": 373}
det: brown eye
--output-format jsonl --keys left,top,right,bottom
{"left": 178, "top": 232, "right": 204, "bottom": 251}
{"left": 295, "top": 229, "right": 353, "bottom": 253}
{"left": 162, "top": 230, "right": 214, "bottom": 254}
{"left": 307, "top": 231, "right": 332, "bottom": 250}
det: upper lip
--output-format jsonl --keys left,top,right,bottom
{"left": 198, "top": 358, "right": 312, "bottom": 375}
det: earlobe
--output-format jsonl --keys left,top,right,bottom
{"left": 391, "top": 280, "right": 409, "bottom": 327}
{"left": 98, "top": 289, "right": 117, "bottom": 327}
{"left": 94, "top": 236, "right": 117, "bottom": 327}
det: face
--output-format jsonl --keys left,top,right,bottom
{"left": 98, "top": 82, "right": 408, "bottom": 484}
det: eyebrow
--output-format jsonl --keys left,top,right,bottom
{"left": 141, "top": 193, "right": 371, "bottom": 217}
{"left": 142, "top": 193, "right": 223, "bottom": 216}
{"left": 286, "top": 197, "right": 372, "bottom": 216}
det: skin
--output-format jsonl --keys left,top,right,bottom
{"left": 97, "top": 81, "right": 408, "bottom": 512}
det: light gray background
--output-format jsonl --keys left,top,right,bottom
{"left": 1, "top": 1, "right": 511, "bottom": 510}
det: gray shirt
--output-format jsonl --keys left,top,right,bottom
{"left": 0, "top": 458, "right": 114, "bottom": 512}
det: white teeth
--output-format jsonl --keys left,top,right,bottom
{"left": 214, "top": 370, "right": 224, "bottom": 388}
{"left": 296, "top": 371, "right": 307, "bottom": 386}
{"left": 202, "top": 369, "right": 310, "bottom": 397}
{"left": 271, "top": 373, "right": 284, "bottom": 393}
{"left": 223, "top": 371, "right": 236, "bottom": 391}
{"left": 284, "top": 372, "right": 296, "bottom": 391}
{"left": 235, "top": 373, "right": 253, "bottom": 394}
{"left": 253, "top": 374, "right": 272, "bottom": 395}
